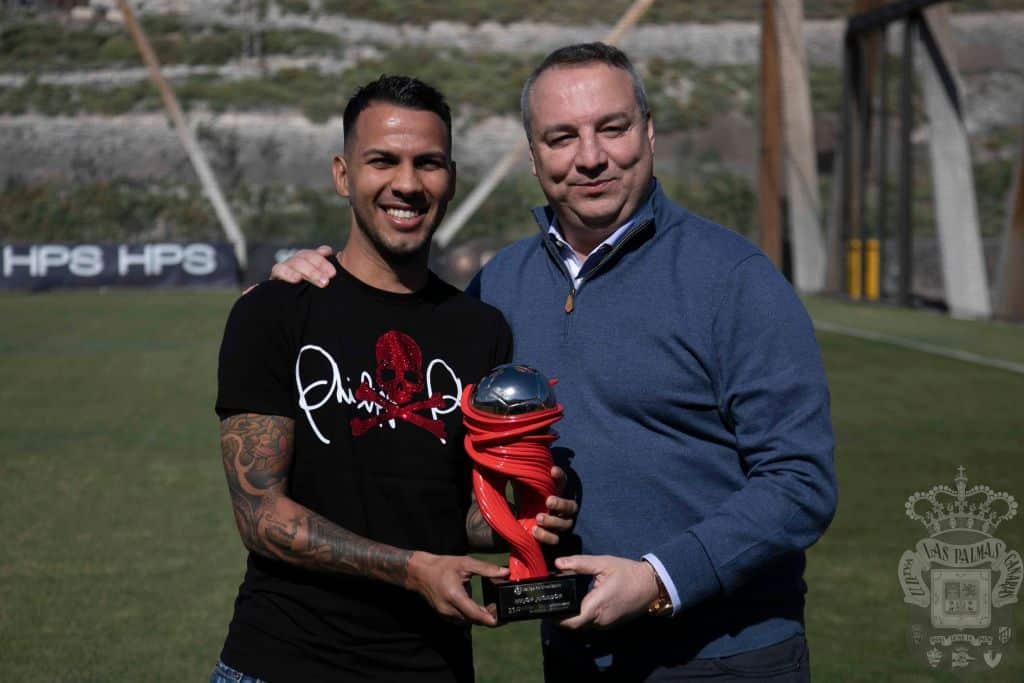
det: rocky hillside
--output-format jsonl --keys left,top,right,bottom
{"left": 1, "top": 1, "right": 1021, "bottom": 251}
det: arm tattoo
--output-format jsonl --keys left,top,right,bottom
{"left": 466, "top": 494, "right": 507, "bottom": 551}
{"left": 220, "top": 414, "right": 412, "bottom": 586}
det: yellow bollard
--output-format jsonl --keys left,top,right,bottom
{"left": 846, "top": 239, "right": 863, "bottom": 300}
{"left": 865, "top": 238, "right": 880, "bottom": 301}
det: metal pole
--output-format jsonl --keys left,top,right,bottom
{"left": 758, "top": 0, "right": 783, "bottom": 269}
{"left": 836, "top": 44, "right": 854, "bottom": 296}
{"left": 855, "top": 35, "right": 873, "bottom": 300}
{"left": 433, "top": 0, "right": 658, "bottom": 248}
{"left": 898, "top": 17, "right": 915, "bottom": 307}
{"left": 114, "top": 0, "right": 248, "bottom": 270}
{"left": 877, "top": 26, "right": 890, "bottom": 300}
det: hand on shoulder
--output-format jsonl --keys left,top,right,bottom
{"left": 270, "top": 245, "right": 337, "bottom": 288}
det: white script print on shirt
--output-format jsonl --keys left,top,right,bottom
{"left": 295, "top": 330, "right": 462, "bottom": 445}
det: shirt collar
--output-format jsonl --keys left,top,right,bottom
{"left": 533, "top": 179, "right": 660, "bottom": 284}
{"left": 545, "top": 215, "right": 637, "bottom": 263}
{"left": 533, "top": 178, "right": 660, "bottom": 247}
{"left": 544, "top": 215, "right": 640, "bottom": 285}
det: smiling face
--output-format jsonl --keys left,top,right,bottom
{"left": 333, "top": 102, "right": 455, "bottom": 264}
{"left": 526, "top": 63, "right": 654, "bottom": 252}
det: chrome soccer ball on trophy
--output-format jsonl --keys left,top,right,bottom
{"left": 470, "top": 364, "right": 557, "bottom": 416}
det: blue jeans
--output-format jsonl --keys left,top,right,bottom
{"left": 209, "top": 659, "right": 267, "bottom": 683}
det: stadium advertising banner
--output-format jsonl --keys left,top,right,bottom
{"left": 0, "top": 242, "right": 239, "bottom": 290}
{"left": 243, "top": 243, "right": 305, "bottom": 287}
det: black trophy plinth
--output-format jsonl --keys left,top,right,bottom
{"left": 482, "top": 572, "right": 590, "bottom": 623}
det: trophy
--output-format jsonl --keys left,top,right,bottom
{"left": 461, "top": 364, "right": 589, "bottom": 623}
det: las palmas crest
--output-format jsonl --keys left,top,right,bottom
{"left": 899, "top": 467, "right": 1021, "bottom": 673}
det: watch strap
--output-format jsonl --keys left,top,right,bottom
{"left": 646, "top": 562, "right": 673, "bottom": 617}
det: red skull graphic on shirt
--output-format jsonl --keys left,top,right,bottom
{"left": 374, "top": 330, "right": 422, "bottom": 404}
{"left": 350, "top": 330, "right": 447, "bottom": 441}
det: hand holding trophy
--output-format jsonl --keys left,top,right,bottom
{"left": 461, "top": 364, "right": 589, "bottom": 623}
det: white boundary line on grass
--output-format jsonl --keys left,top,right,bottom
{"left": 813, "top": 320, "right": 1024, "bottom": 377}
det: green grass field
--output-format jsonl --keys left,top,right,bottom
{"left": 1, "top": 290, "right": 1022, "bottom": 682}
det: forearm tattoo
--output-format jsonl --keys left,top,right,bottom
{"left": 466, "top": 495, "right": 506, "bottom": 551}
{"left": 220, "top": 414, "right": 412, "bottom": 586}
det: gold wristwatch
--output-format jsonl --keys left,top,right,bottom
{"left": 646, "top": 563, "right": 673, "bottom": 617}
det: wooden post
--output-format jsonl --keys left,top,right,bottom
{"left": 114, "top": 0, "right": 247, "bottom": 270}
{"left": 758, "top": 0, "right": 783, "bottom": 269}
{"left": 775, "top": 0, "right": 826, "bottom": 292}
{"left": 898, "top": 17, "right": 914, "bottom": 307}
{"left": 875, "top": 25, "right": 890, "bottom": 301}
{"left": 850, "top": 0, "right": 887, "bottom": 300}
{"left": 994, "top": 120, "right": 1024, "bottom": 320}
{"left": 852, "top": 35, "right": 871, "bottom": 300}
{"left": 825, "top": 46, "right": 852, "bottom": 295}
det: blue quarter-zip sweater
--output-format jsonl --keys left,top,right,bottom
{"left": 468, "top": 180, "right": 837, "bottom": 664}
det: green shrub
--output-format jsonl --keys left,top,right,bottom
{"left": 0, "top": 179, "right": 214, "bottom": 241}
{"left": 657, "top": 169, "right": 757, "bottom": 235}
{"left": 81, "top": 81, "right": 159, "bottom": 115}
{"left": 809, "top": 65, "right": 843, "bottom": 115}
{"left": 140, "top": 14, "right": 185, "bottom": 35}
{"left": 97, "top": 34, "right": 140, "bottom": 63}
{"left": 1, "top": 21, "right": 109, "bottom": 69}
{"left": 0, "top": 179, "right": 348, "bottom": 244}
{"left": 317, "top": 0, "right": 886, "bottom": 25}
{"left": 974, "top": 157, "right": 1014, "bottom": 237}
{"left": 645, "top": 58, "right": 757, "bottom": 129}
{"left": 0, "top": 80, "right": 65, "bottom": 116}
{"left": 262, "top": 28, "right": 344, "bottom": 55}
{"left": 277, "top": 0, "right": 311, "bottom": 14}
{"left": 0, "top": 17, "right": 267, "bottom": 70}
{"left": 450, "top": 171, "right": 548, "bottom": 245}
{"left": 329, "top": 48, "right": 537, "bottom": 122}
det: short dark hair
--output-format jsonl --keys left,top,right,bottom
{"left": 343, "top": 75, "right": 453, "bottom": 152}
{"left": 520, "top": 42, "right": 650, "bottom": 141}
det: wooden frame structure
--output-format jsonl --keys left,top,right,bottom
{"left": 829, "top": 0, "right": 993, "bottom": 318}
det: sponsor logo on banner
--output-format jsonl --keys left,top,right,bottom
{"left": 0, "top": 243, "right": 238, "bottom": 289}
{"left": 899, "top": 467, "right": 1021, "bottom": 674}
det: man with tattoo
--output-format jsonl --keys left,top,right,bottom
{"left": 212, "top": 76, "right": 576, "bottom": 683}
{"left": 273, "top": 44, "right": 836, "bottom": 682}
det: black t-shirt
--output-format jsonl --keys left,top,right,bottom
{"left": 215, "top": 261, "right": 513, "bottom": 682}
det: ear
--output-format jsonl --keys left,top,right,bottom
{"left": 646, "top": 117, "right": 655, "bottom": 152}
{"left": 528, "top": 144, "right": 538, "bottom": 178}
{"left": 331, "top": 154, "right": 350, "bottom": 199}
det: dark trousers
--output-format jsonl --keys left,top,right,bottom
{"left": 543, "top": 634, "right": 810, "bottom": 682}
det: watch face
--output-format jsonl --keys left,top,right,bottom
{"left": 648, "top": 598, "right": 672, "bottom": 617}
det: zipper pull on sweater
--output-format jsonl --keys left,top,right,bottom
{"left": 564, "top": 286, "right": 575, "bottom": 314}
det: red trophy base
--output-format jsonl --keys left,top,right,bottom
{"left": 482, "top": 572, "right": 590, "bottom": 623}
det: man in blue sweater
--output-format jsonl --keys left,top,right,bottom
{"left": 273, "top": 43, "right": 837, "bottom": 681}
